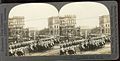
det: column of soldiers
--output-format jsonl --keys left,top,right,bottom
{"left": 60, "top": 40, "right": 82, "bottom": 55}
{"left": 9, "top": 36, "right": 110, "bottom": 56}
{"left": 79, "top": 37, "right": 106, "bottom": 51}
{"left": 9, "top": 38, "right": 59, "bottom": 56}
{"left": 60, "top": 36, "right": 110, "bottom": 55}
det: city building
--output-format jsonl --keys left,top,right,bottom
{"left": 23, "top": 28, "right": 29, "bottom": 40}
{"left": 60, "top": 15, "right": 76, "bottom": 37}
{"left": 38, "top": 28, "right": 49, "bottom": 35}
{"left": 8, "top": 16, "right": 25, "bottom": 43}
{"left": 75, "top": 27, "right": 81, "bottom": 37}
{"left": 48, "top": 15, "right": 76, "bottom": 38}
{"left": 29, "top": 30, "right": 36, "bottom": 40}
{"left": 99, "top": 15, "right": 110, "bottom": 35}
{"left": 90, "top": 27, "right": 101, "bottom": 34}
{"left": 48, "top": 16, "right": 60, "bottom": 36}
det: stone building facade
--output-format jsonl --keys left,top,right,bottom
{"left": 8, "top": 16, "right": 25, "bottom": 43}
{"left": 48, "top": 15, "right": 76, "bottom": 38}
{"left": 99, "top": 15, "right": 110, "bottom": 35}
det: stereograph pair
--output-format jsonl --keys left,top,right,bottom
{"left": 0, "top": 1, "right": 119, "bottom": 61}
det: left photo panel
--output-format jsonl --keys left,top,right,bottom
{"left": 8, "top": 3, "right": 59, "bottom": 56}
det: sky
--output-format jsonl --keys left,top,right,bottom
{"left": 9, "top": 3, "right": 58, "bottom": 30}
{"left": 9, "top": 2, "right": 109, "bottom": 30}
{"left": 59, "top": 2, "right": 109, "bottom": 29}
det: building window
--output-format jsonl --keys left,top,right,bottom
{"left": 106, "top": 24, "right": 107, "bottom": 27}
{"left": 106, "top": 28, "right": 107, "bottom": 33}
{"left": 108, "top": 28, "right": 109, "bottom": 33}
{"left": 51, "top": 31, "right": 53, "bottom": 35}
{"left": 108, "top": 24, "right": 109, "bottom": 27}
{"left": 102, "top": 29, "right": 104, "bottom": 33}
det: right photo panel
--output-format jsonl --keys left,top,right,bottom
{"left": 59, "top": 2, "right": 111, "bottom": 55}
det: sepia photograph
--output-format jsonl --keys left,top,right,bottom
{"left": 8, "top": 2, "right": 111, "bottom": 57}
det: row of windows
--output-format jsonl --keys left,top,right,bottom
{"left": 105, "top": 24, "right": 110, "bottom": 27}
{"left": 49, "top": 25, "right": 59, "bottom": 29}
{"left": 54, "top": 25, "right": 59, "bottom": 28}
{"left": 50, "top": 30, "right": 59, "bottom": 35}
{"left": 61, "top": 19, "right": 76, "bottom": 24}
{"left": 103, "top": 28, "right": 110, "bottom": 33}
